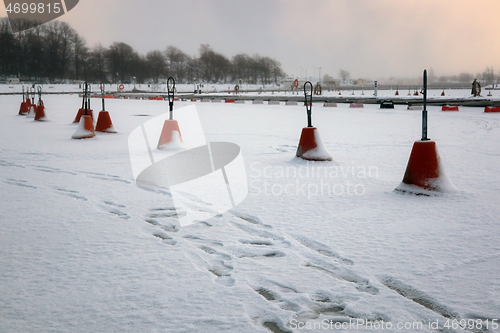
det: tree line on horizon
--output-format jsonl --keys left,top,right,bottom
{"left": 0, "top": 18, "right": 287, "bottom": 85}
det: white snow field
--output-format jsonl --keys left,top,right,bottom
{"left": 1, "top": 90, "right": 500, "bottom": 333}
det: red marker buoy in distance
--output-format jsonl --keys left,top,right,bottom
{"left": 18, "top": 85, "right": 29, "bottom": 115}
{"left": 73, "top": 84, "right": 94, "bottom": 123}
{"left": 34, "top": 86, "right": 47, "bottom": 121}
{"left": 95, "top": 83, "right": 117, "bottom": 133}
{"left": 26, "top": 85, "right": 37, "bottom": 118}
{"left": 72, "top": 83, "right": 96, "bottom": 139}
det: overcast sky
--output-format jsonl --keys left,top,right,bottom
{"left": 2, "top": 0, "right": 500, "bottom": 80}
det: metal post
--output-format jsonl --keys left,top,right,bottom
{"left": 87, "top": 84, "right": 91, "bottom": 114}
{"left": 374, "top": 81, "right": 378, "bottom": 97}
{"left": 84, "top": 83, "right": 88, "bottom": 116}
{"left": 304, "top": 81, "right": 313, "bottom": 127}
{"left": 37, "top": 86, "right": 42, "bottom": 106}
{"left": 31, "top": 84, "right": 35, "bottom": 104}
{"left": 421, "top": 70, "right": 430, "bottom": 141}
{"left": 81, "top": 84, "right": 85, "bottom": 109}
{"left": 101, "top": 83, "right": 105, "bottom": 112}
{"left": 167, "top": 77, "right": 175, "bottom": 120}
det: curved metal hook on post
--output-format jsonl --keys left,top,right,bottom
{"left": 304, "top": 81, "right": 313, "bottom": 127}
{"left": 30, "top": 85, "right": 36, "bottom": 104}
{"left": 167, "top": 77, "right": 176, "bottom": 120}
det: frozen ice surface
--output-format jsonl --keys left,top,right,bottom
{"left": 1, "top": 91, "right": 499, "bottom": 332}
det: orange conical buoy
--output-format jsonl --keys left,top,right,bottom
{"left": 395, "top": 70, "right": 455, "bottom": 195}
{"left": 26, "top": 105, "right": 36, "bottom": 118}
{"left": 33, "top": 86, "right": 47, "bottom": 121}
{"left": 484, "top": 106, "right": 500, "bottom": 113}
{"left": 95, "top": 83, "right": 116, "bottom": 133}
{"left": 441, "top": 105, "right": 459, "bottom": 111}
{"left": 19, "top": 86, "right": 29, "bottom": 115}
{"left": 296, "top": 127, "right": 332, "bottom": 161}
{"left": 19, "top": 100, "right": 29, "bottom": 115}
{"left": 95, "top": 111, "right": 117, "bottom": 133}
{"left": 74, "top": 83, "right": 94, "bottom": 123}
{"left": 395, "top": 140, "right": 453, "bottom": 194}
{"left": 402, "top": 141, "right": 440, "bottom": 188}
{"left": 296, "top": 81, "right": 332, "bottom": 162}
{"left": 72, "top": 115, "right": 95, "bottom": 139}
{"left": 34, "top": 105, "right": 47, "bottom": 121}
{"left": 157, "top": 119, "right": 184, "bottom": 150}
{"left": 73, "top": 108, "right": 94, "bottom": 123}
{"left": 156, "top": 77, "right": 184, "bottom": 150}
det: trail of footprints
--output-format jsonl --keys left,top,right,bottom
{"left": 143, "top": 209, "right": 486, "bottom": 333}
{"left": 2, "top": 157, "right": 134, "bottom": 220}
{"left": 1, "top": 156, "right": 483, "bottom": 332}
{"left": 141, "top": 209, "right": 385, "bottom": 332}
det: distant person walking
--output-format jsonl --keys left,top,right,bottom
{"left": 472, "top": 79, "right": 481, "bottom": 97}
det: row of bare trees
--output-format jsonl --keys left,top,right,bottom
{"left": 0, "top": 18, "right": 287, "bottom": 84}
{"left": 0, "top": 19, "right": 82, "bottom": 81}
{"left": 433, "top": 68, "right": 498, "bottom": 86}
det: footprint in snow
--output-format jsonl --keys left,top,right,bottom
{"left": 292, "top": 235, "right": 354, "bottom": 266}
{"left": 0, "top": 160, "right": 25, "bottom": 168}
{"left": 54, "top": 188, "right": 87, "bottom": 201}
{"left": 152, "top": 232, "right": 177, "bottom": 246}
{"left": 186, "top": 245, "right": 235, "bottom": 287}
{"left": 143, "top": 207, "right": 183, "bottom": 232}
{"left": 4, "top": 179, "right": 37, "bottom": 189}
{"left": 305, "top": 261, "right": 379, "bottom": 295}
{"left": 99, "top": 200, "right": 130, "bottom": 219}
{"left": 32, "top": 165, "right": 76, "bottom": 175}
{"left": 251, "top": 281, "right": 350, "bottom": 330}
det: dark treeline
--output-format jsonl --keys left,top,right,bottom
{"left": 0, "top": 18, "right": 287, "bottom": 85}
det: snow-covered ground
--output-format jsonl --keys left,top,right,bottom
{"left": 1, "top": 90, "right": 499, "bottom": 332}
